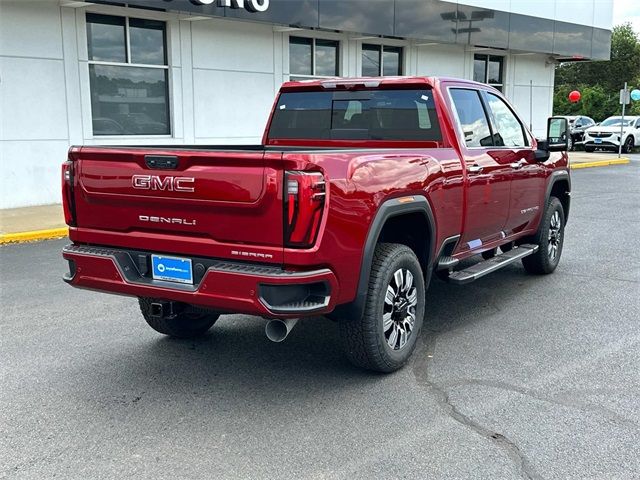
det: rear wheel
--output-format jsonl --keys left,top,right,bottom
{"left": 500, "top": 242, "right": 514, "bottom": 253}
{"left": 481, "top": 248, "right": 497, "bottom": 260}
{"left": 339, "top": 243, "right": 426, "bottom": 373}
{"left": 522, "top": 197, "right": 565, "bottom": 275}
{"left": 138, "top": 298, "right": 219, "bottom": 338}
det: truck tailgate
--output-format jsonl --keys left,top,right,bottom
{"left": 70, "top": 147, "right": 283, "bottom": 262}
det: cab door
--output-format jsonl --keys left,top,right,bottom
{"left": 481, "top": 91, "right": 545, "bottom": 235}
{"left": 447, "top": 87, "right": 512, "bottom": 253}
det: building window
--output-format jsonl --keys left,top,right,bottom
{"left": 361, "top": 45, "right": 403, "bottom": 76}
{"left": 289, "top": 37, "right": 339, "bottom": 80}
{"left": 86, "top": 13, "right": 170, "bottom": 136}
{"left": 473, "top": 54, "right": 504, "bottom": 92}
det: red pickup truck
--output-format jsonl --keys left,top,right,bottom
{"left": 62, "top": 76, "right": 570, "bottom": 372}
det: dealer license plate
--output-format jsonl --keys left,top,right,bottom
{"left": 151, "top": 255, "right": 193, "bottom": 285}
{"left": 594, "top": 138, "right": 603, "bottom": 144}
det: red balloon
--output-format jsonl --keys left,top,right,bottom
{"left": 568, "top": 90, "right": 581, "bottom": 102}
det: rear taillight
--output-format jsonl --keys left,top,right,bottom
{"left": 284, "top": 171, "right": 326, "bottom": 248}
{"left": 61, "top": 159, "right": 76, "bottom": 226}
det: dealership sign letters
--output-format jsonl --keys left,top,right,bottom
{"left": 193, "top": 0, "right": 270, "bottom": 12}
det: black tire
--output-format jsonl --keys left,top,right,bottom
{"left": 584, "top": 146, "right": 594, "bottom": 153}
{"left": 623, "top": 136, "right": 634, "bottom": 154}
{"left": 568, "top": 135, "right": 574, "bottom": 151}
{"left": 521, "top": 197, "right": 565, "bottom": 275}
{"left": 339, "top": 243, "right": 426, "bottom": 373}
{"left": 481, "top": 248, "right": 497, "bottom": 260}
{"left": 500, "top": 242, "right": 514, "bottom": 253}
{"left": 138, "top": 298, "right": 219, "bottom": 338}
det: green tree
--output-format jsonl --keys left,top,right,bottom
{"left": 554, "top": 23, "right": 640, "bottom": 119}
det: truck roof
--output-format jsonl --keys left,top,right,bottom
{"left": 280, "top": 76, "right": 487, "bottom": 92}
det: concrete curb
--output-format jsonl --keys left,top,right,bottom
{"left": 570, "top": 158, "right": 630, "bottom": 170}
{"left": 0, "top": 228, "right": 68, "bottom": 245}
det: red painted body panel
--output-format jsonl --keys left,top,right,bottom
{"left": 62, "top": 249, "right": 338, "bottom": 317}
{"left": 62, "top": 76, "right": 569, "bottom": 318}
{"left": 73, "top": 148, "right": 284, "bottom": 250}
{"left": 279, "top": 148, "right": 465, "bottom": 305}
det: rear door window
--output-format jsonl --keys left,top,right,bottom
{"left": 268, "top": 89, "right": 441, "bottom": 141}
{"left": 449, "top": 88, "right": 493, "bottom": 147}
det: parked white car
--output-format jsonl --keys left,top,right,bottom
{"left": 583, "top": 116, "right": 640, "bottom": 153}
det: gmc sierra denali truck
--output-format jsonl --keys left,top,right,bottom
{"left": 62, "top": 76, "right": 571, "bottom": 372}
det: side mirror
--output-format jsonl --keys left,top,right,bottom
{"left": 535, "top": 140, "right": 550, "bottom": 161}
{"left": 534, "top": 117, "right": 569, "bottom": 161}
{"left": 546, "top": 116, "right": 569, "bottom": 152}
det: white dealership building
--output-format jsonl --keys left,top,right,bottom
{"left": 0, "top": 0, "right": 613, "bottom": 208}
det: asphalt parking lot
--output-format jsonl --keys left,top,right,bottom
{"left": 1, "top": 161, "right": 639, "bottom": 480}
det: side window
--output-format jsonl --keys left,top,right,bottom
{"left": 485, "top": 93, "right": 527, "bottom": 147}
{"left": 449, "top": 89, "right": 493, "bottom": 147}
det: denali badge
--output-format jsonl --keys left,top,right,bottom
{"left": 132, "top": 175, "right": 195, "bottom": 193}
{"left": 139, "top": 215, "right": 197, "bottom": 226}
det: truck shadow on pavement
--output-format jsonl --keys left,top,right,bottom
{"left": 79, "top": 263, "right": 542, "bottom": 404}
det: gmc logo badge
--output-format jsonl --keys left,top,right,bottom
{"left": 132, "top": 175, "right": 195, "bottom": 193}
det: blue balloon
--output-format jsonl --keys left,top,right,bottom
{"left": 631, "top": 89, "right": 640, "bottom": 101}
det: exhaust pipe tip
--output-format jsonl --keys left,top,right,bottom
{"left": 265, "top": 318, "right": 299, "bottom": 343}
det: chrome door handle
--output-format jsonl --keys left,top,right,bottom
{"left": 510, "top": 159, "right": 527, "bottom": 169}
{"left": 468, "top": 164, "right": 483, "bottom": 174}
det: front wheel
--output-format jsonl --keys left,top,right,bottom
{"left": 139, "top": 298, "right": 219, "bottom": 338}
{"left": 623, "top": 136, "right": 634, "bottom": 153}
{"left": 339, "top": 243, "right": 426, "bottom": 373}
{"left": 584, "top": 146, "right": 594, "bottom": 153}
{"left": 522, "top": 197, "right": 565, "bottom": 275}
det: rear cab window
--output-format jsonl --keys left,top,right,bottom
{"left": 267, "top": 89, "right": 442, "bottom": 143}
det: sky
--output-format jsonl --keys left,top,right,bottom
{"left": 612, "top": 0, "right": 640, "bottom": 32}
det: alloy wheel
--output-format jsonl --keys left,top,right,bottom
{"left": 383, "top": 269, "right": 418, "bottom": 350}
{"left": 624, "top": 137, "right": 634, "bottom": 153}
{"left": 548, "top": 211, "right": 562, "bottom": 261}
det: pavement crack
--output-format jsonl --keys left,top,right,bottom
{"left": 412, "top": 332, "right": 544, "bottom": 480}
{"left": 442, "top": 379, "right": 639, "bottom": 430}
